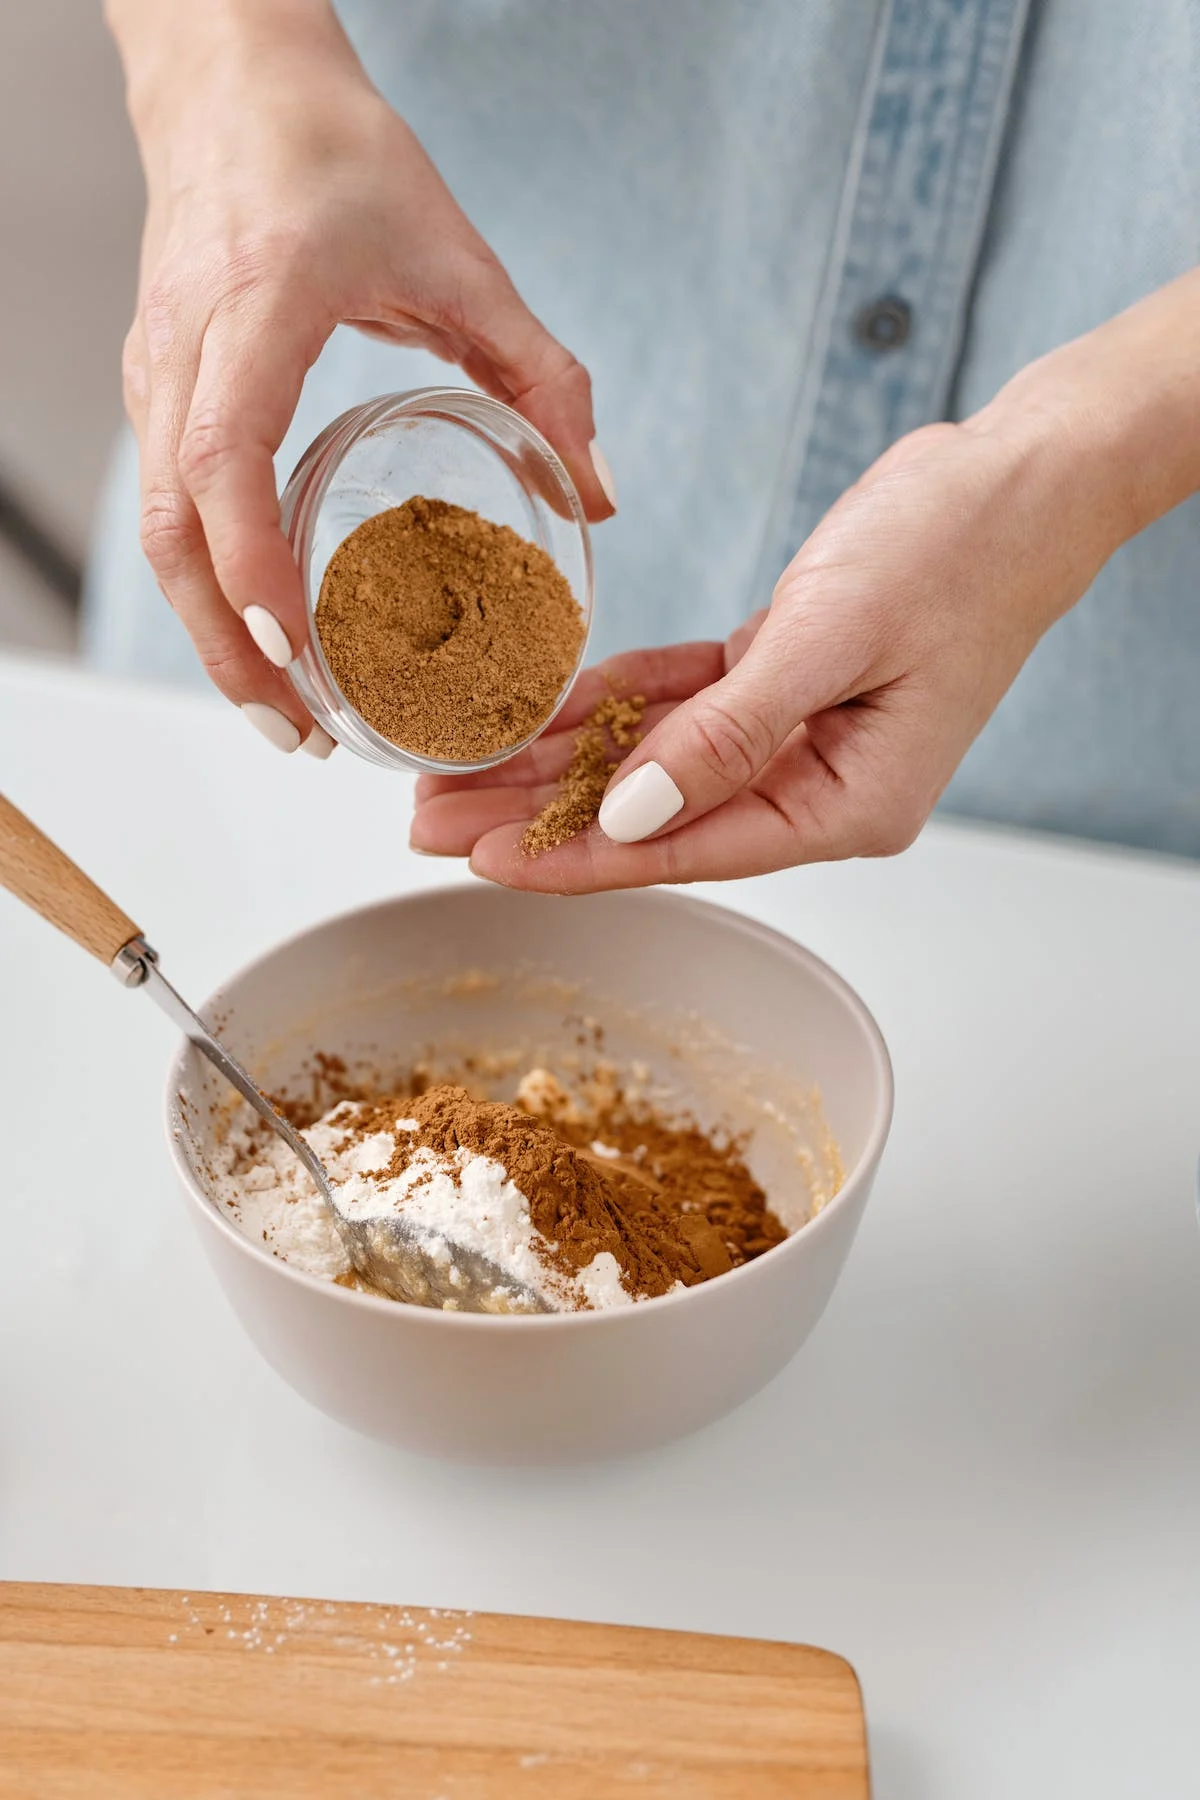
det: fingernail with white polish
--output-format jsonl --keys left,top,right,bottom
{"left": 301, "top": 723, "right": 337, "bottom": 760}
{"left": 242, "top": 604, "right": 293, "bottom": 668}
{"left": 241, "top": 702, "right": 301, "bottom": 754}
{"left": 589, "top": 440, "right": 617, "bottom": 511}
{"left": 598, "top": 761, "right": 684, "bottom": 844}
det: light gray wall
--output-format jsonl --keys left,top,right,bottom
{"left": 0, "top": 0, "right": 142, "bottom": 650}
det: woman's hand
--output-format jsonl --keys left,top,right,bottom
{"left": 107, "top": 0, "right": 614, "bottom": 752}
{"left": 412, "top": 268, "right": 1200, "bottom": 888}
{"left": 410, "top": 419, "right": 1091, "bottom": 883}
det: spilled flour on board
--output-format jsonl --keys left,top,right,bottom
{"left": 164, "top": 1593, "right": 473, "bottom": 1687}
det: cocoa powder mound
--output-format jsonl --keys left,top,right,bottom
{"left": 351, "top": 1084, "right": 740, "bottom": 1300}
{"left": 522, "top": 691, "right": 645, "bottom": 857}
{"left": 568, "top": 1106, "right": 790, "bottom": 1266}
{"left": 341, "top": 1079, "right": 788, "bottom": 1304}
{"left": 315, "top": 497, "right": 585, "bottom": 762}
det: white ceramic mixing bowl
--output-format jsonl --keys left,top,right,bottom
{"left": 166, "top": 886, "right": 892, "bottom": 1463}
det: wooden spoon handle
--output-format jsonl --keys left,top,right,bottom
{"left": 0, "top": 793, "right": 141, "bottom": 966}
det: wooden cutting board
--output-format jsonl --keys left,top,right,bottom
{"left": 0, "top": 1582, "right": 869, "bottom": 1798}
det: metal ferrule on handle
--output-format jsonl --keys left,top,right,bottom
{"left": 111, "top": 936, "right": 158, "bottom": 987}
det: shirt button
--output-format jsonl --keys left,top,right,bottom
{"left": 854, "top": 296, "right": 913, "bottom": 352}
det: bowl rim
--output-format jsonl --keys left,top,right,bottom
{"left": 164, "top": 883, "right": 894, "bottom": 1333}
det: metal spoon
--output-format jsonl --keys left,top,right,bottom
{"left": 0, "top": 793, "right": 544, "bottom": 1313}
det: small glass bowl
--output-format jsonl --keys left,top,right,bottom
{"left": 280, "top": 388, "right": 594, "bottom": 773}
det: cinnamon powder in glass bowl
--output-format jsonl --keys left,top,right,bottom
{"left": 281, "top": 389, "right": 593, "bottom": 775}
{"left": 315, "top": 496, "right": 584, "bottom": 765}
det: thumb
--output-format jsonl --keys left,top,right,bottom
{"left": 454, "top": 259, "right": 616, "bottom": 523}
{"left": 596, "top": 615, "right": 829, "bottom": 845}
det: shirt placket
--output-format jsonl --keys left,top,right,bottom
{"left": 771, "top": 0, "right": 1033, "bottom": 568}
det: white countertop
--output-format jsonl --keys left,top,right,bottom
{"left": 3, "top": 653, "right": 1199, "bottom": 1798}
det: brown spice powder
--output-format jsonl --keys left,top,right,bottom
{"left": 315, "top": 497, "right": 585, "bottom": 762}
{"left": 345, "top": 1081, "right": 786, "bottom": 1304}
{"left": 522, "top": 691, "right": 645, "bottom": 857}
{"left": 563, "top": 1103, "right": 790, "bottom": 1266}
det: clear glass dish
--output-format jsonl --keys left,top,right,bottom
{"left": 280, "top": 388, "right": 594, "bottom": 773}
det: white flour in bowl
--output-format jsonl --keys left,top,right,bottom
{"left": 209, "top": 1097, "right": 629, "bottom": 1311}
{"left": 208, "top": 1071, "right": 791, "bottom": 1314}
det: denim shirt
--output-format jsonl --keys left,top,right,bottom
{"left": 86, "top": 0, "right": 1200, "bottom": 857}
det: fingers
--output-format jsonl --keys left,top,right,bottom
{"left": 594, "top": 609, "right": 839, "bottom": 846}
{"left": 354, "top": 112, "right": 614, "bottom": 521}
{"left": 412, "top": 783, "right": 549, "bottom": 857}
{"left": 452, "top": 258, "right": 616, "bottom": 523}
{"left": 130, "top": 283, "right": 319, "bottom": 748}
{"left": 121, "top": 318, "right": 150, "bottom": 440}
{"left": 413, "top": 698, "right": 680, "bottom": 806}
{"left": 179, "top": 300, "right": 320, "bottom": 668}
{"left": 413, "top": 704, "right": 925, "bottom": 887}
{"left": 140, "top": 475, "right": 314, "bottom": 747}
{"left": 464, "top": 775, "right": 818, "bottom": 893}
{"left": 464, "top": 719, "right": 901, "bottom": 892}
{"left": 548, "top": 643, "right": 726, "bottom": 731}
{"left": 413, "top": 763, "right": 807, "bottom": 879}
{"left": 724, "top": 607, "right": 769, "bottom": 671}
{"left": 413, "top": 643, "right": 725, "bottom": 803}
